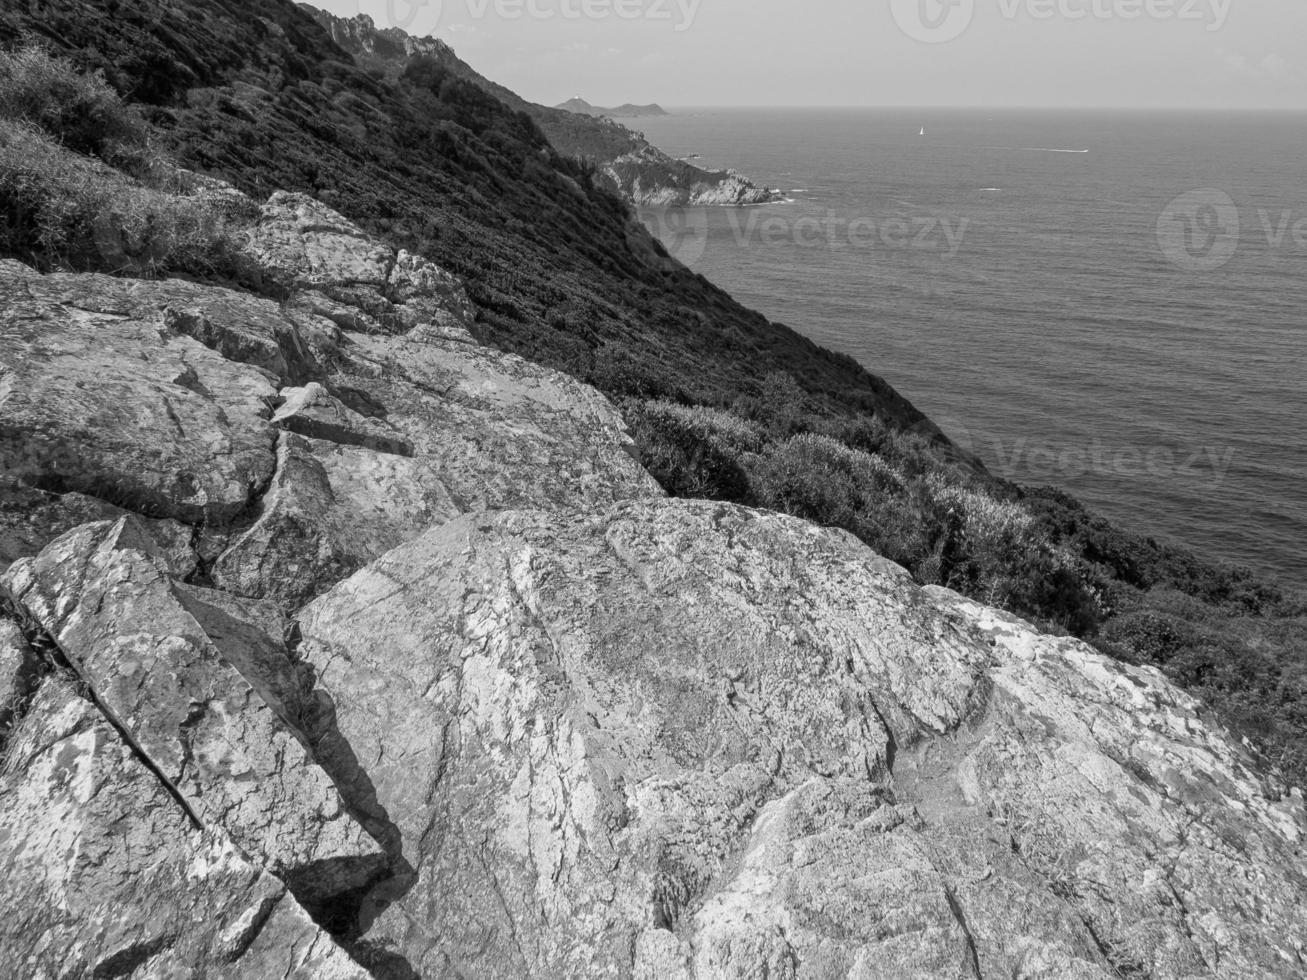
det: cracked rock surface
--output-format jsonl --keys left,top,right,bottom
{"left": 1, "top": 518, "right": 390, "bottom": 905}
{"left": 0, "top": 197, "right": 659, "bottom": 606}
{"left": 295, "top": 499, "right": 1307, "bottom": 978}
{"left": 0, "top": 679, "right": 370, "bottom": 979}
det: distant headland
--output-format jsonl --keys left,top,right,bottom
{"left": 555, "top": 97, "right": 669, "bottom": 118}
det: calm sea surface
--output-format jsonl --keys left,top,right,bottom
{"left": 636, "top": 108, "right": 1307, "bottom": 590}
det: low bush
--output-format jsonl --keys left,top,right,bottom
{"left": 0, "top": 44, "right": 148, "bottom": 163}
{"left": 749, "top": 434, "right": 937, "bottom": 571}
{"left": 0, "top": 120, "right": 237, "bottom": 276}
{"left": 630, "top": 400, "right": 762, "bottom": 500}
{"left": 929, "top": 480, "right": 1102, "bottom": 633}
{"left": 1099, "top": 590, "right": 1307, "bottom": 780}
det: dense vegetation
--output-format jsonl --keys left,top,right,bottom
{"left": 0, "top": 0, "right": 1303, "bottom": 786}
{"left": 0, "top": 44, "right": 251, "bottom": 275}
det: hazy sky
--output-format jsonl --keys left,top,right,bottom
{"left": 309, "top": 0, "right": 1307, "bottom": 110}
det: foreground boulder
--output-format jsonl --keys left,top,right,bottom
{"left": 295, "top": 499, "right": 1307, "bottom": 979}
{"left": 1, "top": 519, "right": 393, "bottom": 909}
{"left": 0, "top": 679, "right": 368, "bottom": 979}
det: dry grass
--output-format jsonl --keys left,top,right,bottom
{"left": 0, "top": 120, "right": 239, "bottom": 275}
{"left": 0, "top": 45, "right": 251, "bottom": 277}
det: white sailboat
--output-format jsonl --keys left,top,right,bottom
{"left": 920, "top": 126, "right": 926, "bottom": 136}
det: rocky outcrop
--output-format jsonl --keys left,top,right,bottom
{"left": 603, "top": 149, "right": 780, "bottom": 207}
{"left": 293, "top": 499, "right": 1307, "bottom": 978}
{"left": 0, "top": 194, "right": 659, "bottom": 607}
{"left": 0, "top": 264, "right": 282, "bottom": 526}
{"left": 0, "top": 615, "right": 39, "bottom": 739}
{"left": 0, "top": 678, "right": 369, "bottom": 979}
{"left": 1, "top": 519, "right": 391, "bottom": 906}
{"left": 556, "top": 98, "right": 670, "bottom": 119}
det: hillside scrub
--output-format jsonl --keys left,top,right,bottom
{"left": 0, "top": 43, "right": 149, "bottom": 163}
{"left": 0, "top": 47, "right": 245, "bottom": 276}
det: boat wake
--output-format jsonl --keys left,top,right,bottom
{"left": 976, "top": 145, "right": 1090, "bottom": 154}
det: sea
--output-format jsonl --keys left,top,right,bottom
{"left": 635, "top": 108, "right": 1307, "bottom": 592}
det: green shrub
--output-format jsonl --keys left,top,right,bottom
{"left": 928, "top": 479, "right": 1102, "bottom": 633}
{"left": 630, "top": 400, "right": 762, "bottom": 501}
{"left": 750, "top": 434, "right": 935, "bottom": 569}
{"left": 732, "top": 371, "right": 812, "bottom": 439}
{"left": 0, "top": 121, "right": 236, "bottom": 276}
{"left": 1098, "top": 591, "right": 1307, "bottom": 783}
{"left": 0, "top": 44, "right": 147, "bottom": 163}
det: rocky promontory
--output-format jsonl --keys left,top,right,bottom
{"left": 304, "top": 9, "right": 778, "bottom": 208}
{"left": 2, "top": 179, "right": 1305, "bottom": 978}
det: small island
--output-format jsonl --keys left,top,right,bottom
{"left": 555, "top": 97, "right": 669, "bottom": 118}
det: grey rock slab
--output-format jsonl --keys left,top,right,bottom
{"left": 0, "top": 679, "right": 370, "bottom": 980}
{"left": 211, "top": 431, "right": 457, "bottom": 610}
{"left": 1, "top": 518, "right": 390, "bottom": 906}
{"left": 31, "top": 270, "right": 326, "bottom": 386}
{"left": 294, "top": 500, "right": 986, "bottom": 977}
{"left": 296, "top": 499, "right": 1307, "bottom": 978}
{"left": 213, "top": 327, "right": 658, "bottom": 611}
{"left": 340, "top": 330, "right": 663, "bottom": 514}
{"left": 244, "top": 191, "right": 395, "bottom": 291}
{"left": 272, "top": 382, "right": 413, "bottom": 456}
{"left": 0, "top": 478, "right": 197, "bottom": 580}
{"left": 0, "top": 616, "right": 40, "bottom": 740}
{"left": 0, "top": 265, "right": 279, "bottom": 525}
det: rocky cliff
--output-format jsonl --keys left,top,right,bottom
{"left": 303, "top": 9, "right": 778, "bottom": 207}
{"left": 2, "top": 179, "right": 1305, "bottom": 978}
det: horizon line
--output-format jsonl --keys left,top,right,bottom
{"left": 599, "top": 103, "right": 1307, "bottom": 114}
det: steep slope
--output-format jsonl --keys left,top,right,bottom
{"left": 0, "top": 0, "right": 923, "bottom": 434}
{"left": 303, "top": 8, "right": 777, "bottom": 205}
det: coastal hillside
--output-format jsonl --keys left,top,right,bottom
{"left": 0, "top": 10, "right": 1306, "bottom": 976}
{"left": 2, "top": 0, "right": 1305, "bottom": 780}
{"left": 304, "top": 8, "right": 771, "bottom": 206}
{"left": 1, "top": 182, "right": 1305, "bottom": 975}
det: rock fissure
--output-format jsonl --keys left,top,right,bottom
{"left": 942, "top": 884, "right": 984, "bottom": 979}
{"left": 1, "top": 580, "right": 207, "bottom": 833}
